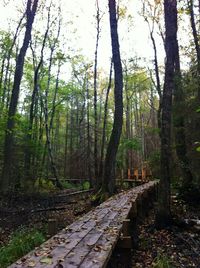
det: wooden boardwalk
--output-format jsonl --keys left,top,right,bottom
{"left": 10, "top": 181, "right": 158, "bottom": 268}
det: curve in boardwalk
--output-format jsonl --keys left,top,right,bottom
{"left": 9, "top": 181, "right": 158, "bottom": 268}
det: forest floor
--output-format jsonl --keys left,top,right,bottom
{"left": 0, "top": 189, "right": 92, "bottom": 246}
{"left": 132, "top": 196, "right": 200, "bottom": 268}
{"left": 0, "top": 189, "right": 200, "bottom": 268}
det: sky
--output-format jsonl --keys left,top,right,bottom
{"left": 0, "top": 0, "right": 165, "bottom": 76}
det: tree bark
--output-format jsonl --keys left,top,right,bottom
{"left": 156, "top": 0, "right": 177, "bottom": 227}
{"left": 94, "top": 0, "right": 100, "bottom": 182}
{"left": 25, "top": 8, "right": 50, "bottom": 180}
{"left": 102, "top": 0, "right": 123, "bottom": 194}
{"left": 1, "top": 0, "right": 39, "bottom": 192}
{"left": 99, "top": 60, "right": 113, "bottom": 180}
{"left": 188, "top": 0, "right": 200, "bottom": 99}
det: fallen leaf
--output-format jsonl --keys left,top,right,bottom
{"left": 40, "top": 257, "right": 53, "bottom": 265}
{"left": 27, "top": 261, "right": 36, "bottom": 267}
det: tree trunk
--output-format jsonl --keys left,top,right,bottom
{"left": 25, "top": 9, "right": 50, "bottom": 180}
{"left": 188, "top": 0, "right": 200, "bottom": 99}
{"left": 156, "top": 0, "right": 177, "bottom": 227}
{"left": 99, "top": 60, "right": 113, "bottom": 180}
{"left": 86, "top": 76, "right": 92, "bottom": 185}
{"left": 64, "top": 109, "right": 69, "bottom": 178}
{"left": 102, "top": 0, "right": 123, "bottom": 194}
{"left": 0, "top": 0, "right": 39, "bottom": 192}
{"left": 94, "top": 0, "right": 100, "bottom": 182}
{"left": 1, "top": 13, "right": 25, "bottom": 112}
{"left": 145, "top": 16, "right": 162, "bottom": 130}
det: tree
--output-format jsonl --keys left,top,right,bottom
{"left": 142, "top": 0, "right": 163, "bottom": 130}
{"left": 1, "top": 0, "right": 39, "bottom": 192}
{"left": 99, "top": 60, "right": 113, "bottom": 180}
{"left": 102, "top": 0, "right": 123, "bottom": 194}
{"left": 188, "top": 0, "right": 200, "bottom": 100}
{"left": 156, "top": 0, "right": 177, "bottom": 227}
{"left": 94, "top": 0, "right": 101, "bottom": 183}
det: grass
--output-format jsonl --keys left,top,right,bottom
{"left": 153, "top": 254, "right": 174, "bottom": 268}
{"left": 0, "top": 227, "right": 45, "bottom": 268}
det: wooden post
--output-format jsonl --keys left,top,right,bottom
{"left": 116, "top": 219, "right": 132, "bottom": 268}
{"left": 48, "top": 218, "right": 57, "bottom": 237}
{"left": 136, "top": 192, "right": 143, "bottom": 222}
{"left": 142, "top": 168, "right": 146, "bottom": 182}
{"left": 129, "top": 201, "right": 139, "bottom": 249}
{"left": 128, "top": 168, "right": 131, "bottom": 180}
{"left": 134, "top": 169, "right": 138, "bottom": 181}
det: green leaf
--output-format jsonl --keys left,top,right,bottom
{"left": 196, "top": 146, "right": 200, "bottom": 152}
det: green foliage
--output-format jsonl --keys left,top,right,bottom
{"left": 34, "top": 178, "right": 56, "bottom": 192}
{"left": 147, "top": 150, "right": 160, "bottom": 177}
{"left": 61, "top": 180, "right": 78, "bottom": 189}
{"left": 146, "top": 126, "right": 160, "bottom": 135}
{"left": 121, "top": 138, "right": 142, "bottom": 151}
{"left": 148, "top": 150, "right": 160, "bottom": 167}
{"left": 153, "top": 254, "right": 174, "bottom": 268}
{"left": 82, "top": 181, "right": 90, "bottom": 190}
{"left": 0, "top": 228, "right": 45, "bottom": 268}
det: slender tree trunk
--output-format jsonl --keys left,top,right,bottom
{"left": 25, "top": 10, "right": 50, "bottom": 179}
{"left": 44, "top": 52, "right": 62, "bottom": 189}
{"left": 145, "top": 17, "right": 162, "bottom": 130}
{"left": 49, "top": 60, "right": 61, "bottom": 134}
{"left": 99, "top": 60, "right": 113, "bottom": 179}
{"left": 124, "top": 65, "right": 131, "bottom": 177}
{"left": 43, "top": 16, "right": 62, "bottom": 189}
{"left": 156, "top": 0, "right": 177, "bottom": 227}
{"left": 188, "top": 0, "right": 200, "bottom": 99}
{"left": 102, "top": 0, "right": 123, "bottom": 194}
{"left": 94, "top": 0, "right": 100, "bottom": 182}
{"left": 0, "top": 0, "right": 39, "bottom": 192}
{"left": 1, "top": 13, "right": 25, "bottom": 112}
{"left": 86, "top": 77, "right": 92, "bottom": 184}
{"left": 0, "top": 56, "right": 6, "bottom": 100}
{"left": 64, "top": 109, "right": 69, "bottom": 178}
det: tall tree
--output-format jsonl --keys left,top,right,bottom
{"left": 156, "top": 0, "right": 177, "bottom": 227}
{"left": 99, "top": 60, "right": 113, "bottom": 180}
{"left": 142, "top": 0, "right": 162, "bottom": 130}
{"left": 93, "top": 0, "right": 101, "bottom": 183}
{"left": 102, "top": 0, "right": 123, "bottom": 194}
{"left": 188, "top": 0, "right": 200, "bottom": 99}
{"left": 24, "top": 5, "right": 51, "bottom": 181}
{"left": 0, "top": 0, "right": 39, "bottom": 192}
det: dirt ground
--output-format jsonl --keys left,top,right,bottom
{"left": 0, "top": 190, "right": 92, "bottom": 246}
{"left": 132, "top": 198, "right": 200, "bottom": 268}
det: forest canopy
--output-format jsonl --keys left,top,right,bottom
{"left": 0, "top": 0, "right": 199, "bottom": 208}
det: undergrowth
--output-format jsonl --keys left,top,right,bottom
{"left": 0, "top": 227, "right": 45, "bottom": 268}
{"left": 153, "top": 254, "right": 174, "bottom": 268}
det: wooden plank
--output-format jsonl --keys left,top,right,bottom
{"left": 9, "top": 181, "right": 158, "bottom": 268}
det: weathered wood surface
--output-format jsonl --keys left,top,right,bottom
{"left": 9, "top": 181, "right": 158, "bottom": 268}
